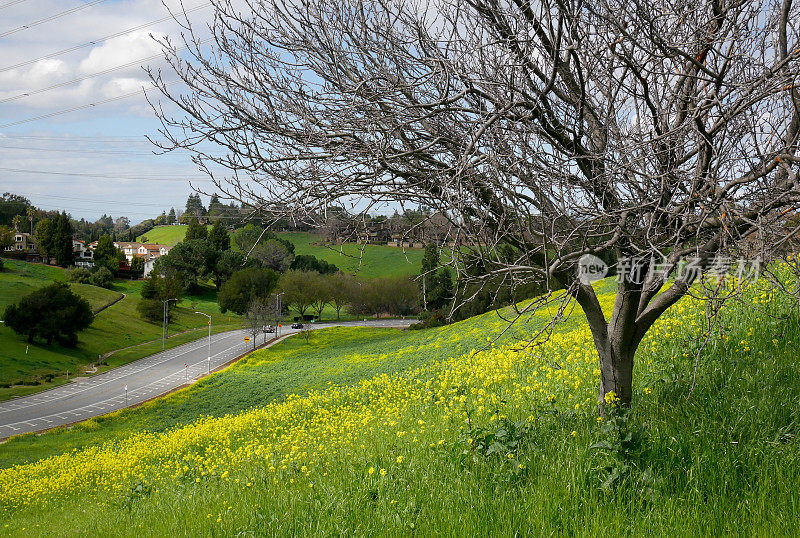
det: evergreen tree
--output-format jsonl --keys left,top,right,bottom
{"left": 94, "top": 235, "right": 122, "bottom": 274}
{"left": 208, "top": 218, "right": 230, "bottom": 251}
{"left": 185, "top": 216, "right": 208, "bottom": 241}
{"left": 52, "top": 212, "right": 74, "bottom": 266}
{"left": 167, "top": 207, "right": 177, "bottom": 224}
{"left": 34, "top": 218, "right": 54, "bottom": 260}
{"left": 185, "top": 193, "right": 207, "bottom": 217}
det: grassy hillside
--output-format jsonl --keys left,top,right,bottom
{"left": 280, "top": 231, "right": 426, "bottom": 278}
{"left": 137, "top": 225, "right": 424, "bottom": 278}
{"left": 136, "top": 224, "right": 196, "bottom": 246}
{"left": 0, "top": 259, "right": 241, "bottom": 398}
{"left": 1, "top": 269, "right": 798, "bottom": 534}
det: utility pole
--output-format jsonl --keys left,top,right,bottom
{"left": 195, "top": 312, "right": 212, "bottom": 374}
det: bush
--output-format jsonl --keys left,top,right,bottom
{"left": 136, "top": 298, "right": 168, "bottom": 323}
{"left": 90, "top": 267, "right": 114, "bottom": 289}
{"left": 0, "top": 257, "right": 4, "bottom": 272}
{"left": 218, "top": 267, "right": 279, "bottom": 314}
{"left": 66, "top": 267, "right": 92, "bottom": 284}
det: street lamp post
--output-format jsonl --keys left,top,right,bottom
{"left": 275, "top": 292, "right": 285, "bottom": 337}
{"left": 195, "top": 312, "right": 212, "bottom": 374}
{"left": 161, "top": 298, "right": 178, "bottom": 350}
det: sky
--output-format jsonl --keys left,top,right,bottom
{"left": 0, "top": 0, "right": 219, "bottom": 223}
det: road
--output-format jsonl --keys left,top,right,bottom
{"left": 0, "top": 319, "right": 412, "bottom": 439}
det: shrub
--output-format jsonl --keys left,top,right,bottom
{"left": 90, "top": 267, "right": 114, "bottom": 289}
{"left": 136, "top": 298, "right": 168, "bottom": 323}
{"left": 66, "top": 267, "right": 92, "bottom": 284}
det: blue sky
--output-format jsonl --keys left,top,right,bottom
{"left": 0, "top": 0, "right": 218, "bottom": 222}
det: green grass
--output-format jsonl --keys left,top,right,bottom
{"left": 136, "top": 225, "right": 198, "bottom": 246}
{"left": 137, "top": 225, "right": 426, "bottom": 278}
{"left": 280, "top": 231, "right": 426, "bottom": 278}
{"left": 0, "top": 259, "right": 241, "bottom": 397}
{"left": 2, "top": 275, "right": 799, "bottom": 535}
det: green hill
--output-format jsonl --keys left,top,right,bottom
{"left": 1, "top": 272, "right": 798, "bottom": 534}
{"left": 138, "top": 225, "right": 424, "bottom": 278}
{"left": 136, "top": 224, "right": 195, "bottom": 246}
{"left": 0, "top": 259, "right": 241, "bottom": 399}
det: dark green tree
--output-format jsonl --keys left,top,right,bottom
{"left": 184, "top": 217, "right": 208, "bottom": 241}
{"left": 52, "top": 212, "right": 74, "bottom": 266}
{"left": 289, "top": 254, "right": 338, "bottom": 274}
{"left": 167, "top": 207, "right": 177, "bottom": 224}
{"left": 154, "top": 239, "right": 214, "bottom": 290}
{"left": 208, "top": 219, "right": 230, "bottom": 251}
{"left": 3, "top": 282, "right": 94, "bottom": 346}
{"left": 213, "top": 249, "right": 246, "bottom": 288}
{"left": 217, "top": 267, "right": 279, "bottom": 314}
{"left": 34, "top": 218, "right": 54, "bottom": 260}
{"left": 93, "top": 235, "right": 123, "bottom": 274}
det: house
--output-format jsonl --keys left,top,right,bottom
{"left": 5, "top": 232, "right": 36, "bottom": 253}
{"left": 72, "top": 239, "right": 94, "bottom": 267}
{"left": 137, "top": 244, "right": 170, "bottom": 260}
{"left": 113, "top": 242, "right": 142, "bottom": 262}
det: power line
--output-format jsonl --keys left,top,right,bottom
{"left": 0, "top": 166, "right": 211, "bottom": 181}
{"left": 0, "top": 134, "right": 152, "bottom": 142}
{"left": 0, "top": 40, "right": 208, "bottom": 105}
{"left": 0, "top": 0, "right": 108, "bottom": 38}
{"left": 0, "top": 0, "right": 28, "bottom": 11}
{"left": 0, "top": 144, "right": 157, "bottom": 155}
{"left": 0, "top": 3, "right": 210, "bottom": 73}
{"left": 0, "top": 79, "right": 181, "bottom": 129}
{"left": 27, "top": 193, "right": 178, "bottom": 207}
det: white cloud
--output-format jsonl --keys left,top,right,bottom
{"left": 79, "top": 31, "right": 163, "bottom": 75}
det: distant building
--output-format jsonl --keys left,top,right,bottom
{"left": 72, "top": 239, "right": 94, "bottom": 267}
{"left": 6, "top": 232, "right": 36, "bottom": 253}
{"left": 113, "top": 241, "right": 171, "bottom": 263}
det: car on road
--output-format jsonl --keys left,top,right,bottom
{"left": 291, "top": 323, "right": 304, "bottom": 329}
{"left": 264, "top": 325, "right": 275, "bottom": 333}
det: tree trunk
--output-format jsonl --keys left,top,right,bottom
{"left": 597, "top": 340, "right": 636, "bottom": 407}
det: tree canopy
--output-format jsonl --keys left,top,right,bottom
{"left": 3, "top": 282, "right": 94, "bottom": 346}
{"left": 151, "top": 0, "right": 800, "bottom": 405}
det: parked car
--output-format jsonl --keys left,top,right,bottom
{"left": 264, "top": 325, "right": 275, "bottom": 333}
{"left": 291, "top": 323, "right": 304, "bottom": 329}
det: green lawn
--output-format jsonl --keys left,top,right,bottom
{"left": 1, "top": 273, "right": 800, "bottom": 534}
{"left": 136, "top": 224, "right": 196, "bottom": 246}
{"left": 279, "top": 231, "right": 426, "bottom": 278}
{"left": 0, "top": 259, "right": 242, "bottom": 397}
{"left": 137, "top": 225, "right": 426, "bottom": 278}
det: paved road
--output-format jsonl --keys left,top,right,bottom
{"left": 0, "top": 319, "right": 412, "bottom": 439}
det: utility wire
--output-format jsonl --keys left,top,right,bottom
{"left": 0, "top": 134, "right": 152, "bottom": 142}
{"left": 0, "top": 3, "right": 210, "bottom": 73}
{"left": 0, "top": 79, "right": 181, "bottom": 129}
{"left": 0, "top": 166, "right": 211, "bottom": 181}
{"left": 0, "top": 40, "right": 208, "bottom": 104}
{"left": 0, "top": 0, "right": 108, "bottom": 38}
{"left": 0, "top": 144, "right": 157, "bottom": 155}
{"left": 0, "top": 0, "right": 28, "bottom": 11}
{"left": 24, "top": 193, "right": 187, "bottom": 207}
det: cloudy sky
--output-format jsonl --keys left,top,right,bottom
{"left": 0, "top": 0, "right": 219, "bottom": 222}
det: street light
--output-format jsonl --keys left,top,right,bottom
{"left": 195, "top": 311, "right": 212, "bottom": 374}
{"left": 161, "top": 298, "right": 178, "bottom": 350}
{"left": 275, "top": 292, "right": 285, "bottom": 337}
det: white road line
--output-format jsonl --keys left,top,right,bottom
{"left": 0, "top": 331, "right": 244, "bottom": 415}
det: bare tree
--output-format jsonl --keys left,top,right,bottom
{"left": 244, "top": 297, "right": 269, "bottom": 349}
{"left": 150, "top": 0, "right": 800, "bottom": 406}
